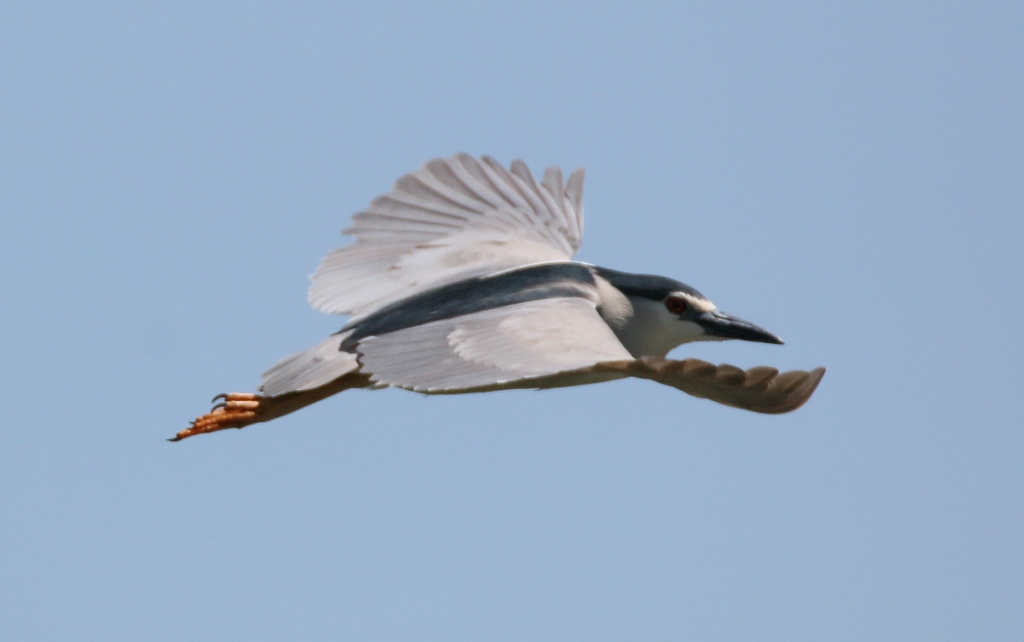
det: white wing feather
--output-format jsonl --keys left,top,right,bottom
{"left": 259, "top": 333, "right": 360, "bottom": 397}
{"left": 308, "top": 154, "right": 585, "bottom": 321}
{"left": 356, "top": 298, "right": 631, "bottom": 392}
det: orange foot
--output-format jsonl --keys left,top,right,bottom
{"left": 171, "top": 393, "right": 263, "bottom": 441}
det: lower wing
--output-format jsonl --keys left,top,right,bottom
{"left": 593, "top": 357, "right": 825, "bottom": 414}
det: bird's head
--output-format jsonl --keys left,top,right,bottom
{"left": 594, "top": 267, "right": 783, "bottom": 357}
{"left": 657, "top": 289, "right": 783, "bottom": 344}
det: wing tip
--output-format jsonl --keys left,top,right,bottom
{"left": 763, "top": 365, "right": 826, "bottom": 414}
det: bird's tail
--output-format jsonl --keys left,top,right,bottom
{"left": 259, "top": 332, "right": 361, "bottom": 397}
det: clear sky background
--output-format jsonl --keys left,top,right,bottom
{"left": 2, "top": 2, "right": 1021, "bottom": 640}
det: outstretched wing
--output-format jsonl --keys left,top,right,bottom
{"left": 309, "top": 154, "right": 586, "bottom": 321}
{"left": 355, "top": 298, "right": 632, "bottom": 393}
{"left": 594, "top": 357, "right": 826, "bottom": 414}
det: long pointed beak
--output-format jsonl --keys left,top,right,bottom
{"left": 697, "top": 310, "right": 784, "bottom": 345}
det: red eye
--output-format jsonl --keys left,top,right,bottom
{"left": 665, "top": 296, "right": 688, "bottom": 314}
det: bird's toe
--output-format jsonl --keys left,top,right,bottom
{"left": 172, "top": 393, "right": 264, "bottom": 441}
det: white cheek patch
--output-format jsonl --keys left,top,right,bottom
{"left": 676, "top": 320, "right": 709, "bottom": 342}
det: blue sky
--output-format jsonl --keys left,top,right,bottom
{"left": 2, "top": 2, "right": 1022, "bottom": 640}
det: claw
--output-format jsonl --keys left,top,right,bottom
{"left": 173, "top": 394, "right": 263, "bottom": 441}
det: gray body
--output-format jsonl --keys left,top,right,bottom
{"left": 258, "top": 154, "right": 784, "bottom": 398}
{"left": 179, "top": 153, "right": 822, "bottom": 444}
{"left": 261, "top": 261, "right": 781, "bottom": 397}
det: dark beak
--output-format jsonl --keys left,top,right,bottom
{"left": 697, "top": 311, "right": 784, "bottom": 345}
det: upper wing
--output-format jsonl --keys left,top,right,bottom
{"left": 594, "top": 357, "right": 826, "bottom": 414}
{"left": 309, "top": 154, "right": 586, "bottom": 321}
{"left": 355, "top": 298, "right": 632, "bottom": 392}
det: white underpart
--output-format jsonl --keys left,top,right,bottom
{"left": 308, "top": 154, "right": 586, "bottom": 322}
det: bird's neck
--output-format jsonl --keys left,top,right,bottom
{"left": 602, "top": 295, "right": 704, "bottom": 358}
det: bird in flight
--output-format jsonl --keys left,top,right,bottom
{"left": 175, "top": 154, "right": 824, "bottom": 441}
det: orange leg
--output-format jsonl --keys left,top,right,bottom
{"left": 172, "top": 372, "right": 373, "bottom": 442}
{"left": 172, "top": 393, "right": 263, "bottom": 441}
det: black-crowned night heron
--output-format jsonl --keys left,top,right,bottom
{"left": 176, "top": 154, "right": 824, "bottom": 440}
